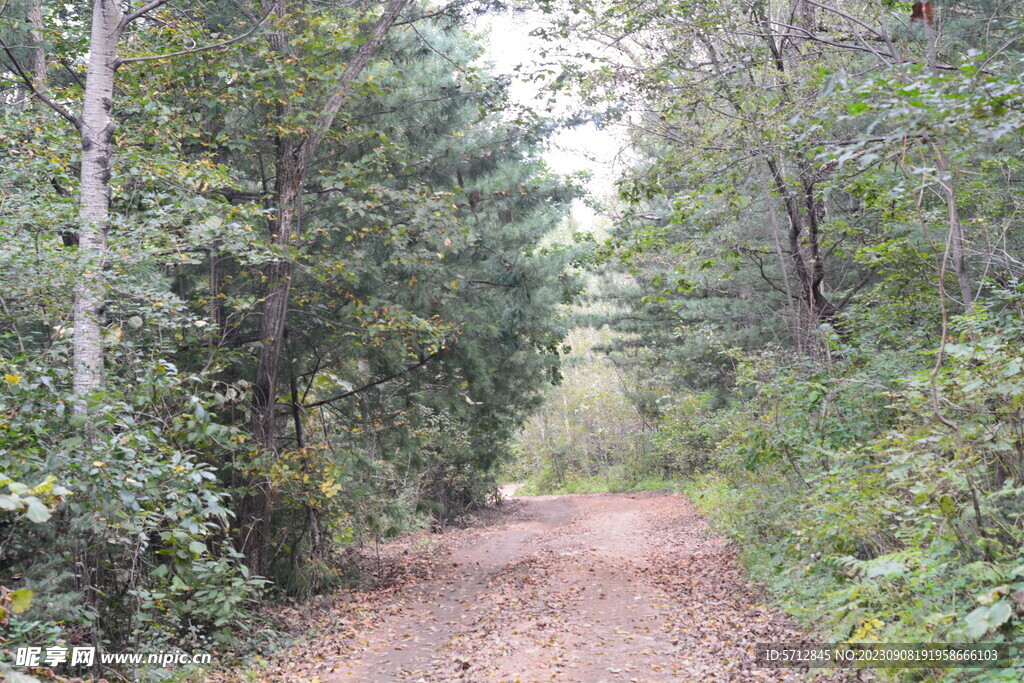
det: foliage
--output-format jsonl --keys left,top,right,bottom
{"left": 516, "top": 0, "right": 1024, "bottom": 678}
{"left": 0, "top": 2, "right": 578, "bottom": 678}
{"left": 512, "top": 325, "right": 662, "bottom": 492}
{"left": 676, "top": 297, "right": 1024, "bottom": 680}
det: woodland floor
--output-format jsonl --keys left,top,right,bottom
{"left": 235, "top": 490, "right": 855, "bottom": 682}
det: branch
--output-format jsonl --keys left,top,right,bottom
{"left": 295, "top": 0, "right": 413, "bottom": 171}
{"left": 228, "top": 0, "right": 258, "bottom": 24}
{"left": 817, "top": 135, "right": 920, "bottom": 146}
{"left": 391, "top": 0, "right": 471, "bottom": 27}
{"left": 835, "top": 270, "right": 875, "bottom": 311}
{"left": 801, "top": 0, "right": 888, "bottom": 42}
{"left": 468, "top": 279, "right": 517, "bottom": 288}
{"left": 0, "top": 36, "right": 79, "bottom": 127}
{"left": 121, "top": 0, "right": 174, "bottom": 27}
{"left": 117, "top": 5, "right": 274, "bottom": 66}
{"left": 404, "top": 13, "right": 465, "bottom": 73}
{"left": 740, "top": 22, "right": 964, "bottom": 71}
{"left": 743, "top": 248, "right": 801, "bottom": 301}
{"left": 57, "top": 56, "right": 85, "bottom": 89}
{"left": 302, "top": 349, "right": 441, "bottom": 409}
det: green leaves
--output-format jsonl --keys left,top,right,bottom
{"left": 0, "top": 474, "right": 68, "bottom": 524}
{"left": 964, "top": 601, "right": 1013, "bottom": 639}
{"left": 862, "top": 557, "right": 908, "bottom": 580}
{"left": 24, "top": 499, "right": 51, "bottom": 524}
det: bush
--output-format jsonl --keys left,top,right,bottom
{"left": 0, "top": 356, "right": 265, "bottom": 662}
{"left": 676, "top": 295, "right": 1024, "bottom": 679}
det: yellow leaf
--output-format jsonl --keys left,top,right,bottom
{"left": 4, "top": 374, "right": 20, "bottom": 385}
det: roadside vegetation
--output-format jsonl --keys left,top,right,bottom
{"left": 0, "top": 2, "right": 581, "bottom": 679}
{"left": 513, "top": 0, "right": 1024, "bottom": 679}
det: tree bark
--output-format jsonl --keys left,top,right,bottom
{"left": 26, "top": 0, "right": 47, "bottom": 91}
{"left": 241, "top": 0, "right": 412, "bottom": 573}
{"left": 73, "top": 0, "right": 124, "bottom": 404}
{"left": 934, "top": 147, "right": 972, "bottom": 309}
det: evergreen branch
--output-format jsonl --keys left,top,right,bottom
{"left": 468, "top": 279, "right": 517, "bottom": 288}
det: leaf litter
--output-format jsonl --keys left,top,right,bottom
{"left": 222, "top": 492, "right": 854, "bottom": 682}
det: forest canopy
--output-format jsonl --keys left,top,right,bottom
{"left": 512, "top": 0, "right": 1024, "bottom": 675}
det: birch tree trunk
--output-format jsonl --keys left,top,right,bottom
{"left": 73, "top": 0, "right": 124, "bottom": 403}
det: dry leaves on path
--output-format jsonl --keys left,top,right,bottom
{"left": 222, "top": 492, "right": 855, "bottom": 682}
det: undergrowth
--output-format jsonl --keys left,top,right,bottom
{"left": 515, "top": 470, "right": 678, "bottom": 496}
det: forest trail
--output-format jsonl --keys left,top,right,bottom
{"left": 257, "top": 491, "right": 848, "bottom": 682}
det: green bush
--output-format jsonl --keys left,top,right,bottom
{"left": 676, "top": 295, "right": 1024, "bottom": 679}
{"left": 0, "top": 356, "right": 265, "bottom": 659}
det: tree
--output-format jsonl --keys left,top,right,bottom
{"left": 231, "top": 0, "right": 410, "bottom": 572}
{"left": 0, "top": 0, "right": 578, "bottom": 667}
{"left": 522, "top": 0, "right": 1024, "bottom": 658}
{"left": 1, "top": 1, "right": 265, "bottom": 408}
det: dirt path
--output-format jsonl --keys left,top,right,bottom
{"left": 247, "top": 492, "right": 849, "bottom": 682}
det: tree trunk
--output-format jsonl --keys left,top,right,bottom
{"left": 73, "top": 0, "right": 123, "bottom": 404}
{"left": 764, "top": 156, "right": 837, "bottom": 325}
{"left": 240, "top": 0, "right": 412, "bottom": 573}
{"left": 922, "top": 17, "right": 972, "bottom": 310}
{"left": 26, "top": 0, "right": 46, "bottom": 91}
{"left": 250, "top": 166, "right": 300, "bottom": 451}
{"left": 935, "top": 148, "right": 972, "bottom": 309}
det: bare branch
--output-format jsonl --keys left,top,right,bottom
{"left": 738, "top": 21, "right": 963, "bottom": 71}
{"left": 121, "top": 0, "right": 174, "bottom": 27}
{"left": 801, "top": 0, "right": 888, "bottom": 41}
{"left": 742, "top": 247, "right": 801, "bottom": 301}
{"left": 0, "top": 35, "right": 79, "bottom": 127}
{"left": 835, "top": 271, "right": 875, "bottom": 311}
{"left": 117, "top": 5, "right": 274, "bottom": 66}
{"left": 302, "top": 350, "right": 442, "bottom": 409}
{"left": 58, "top": 56, "right": 86, "bottom": 89}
